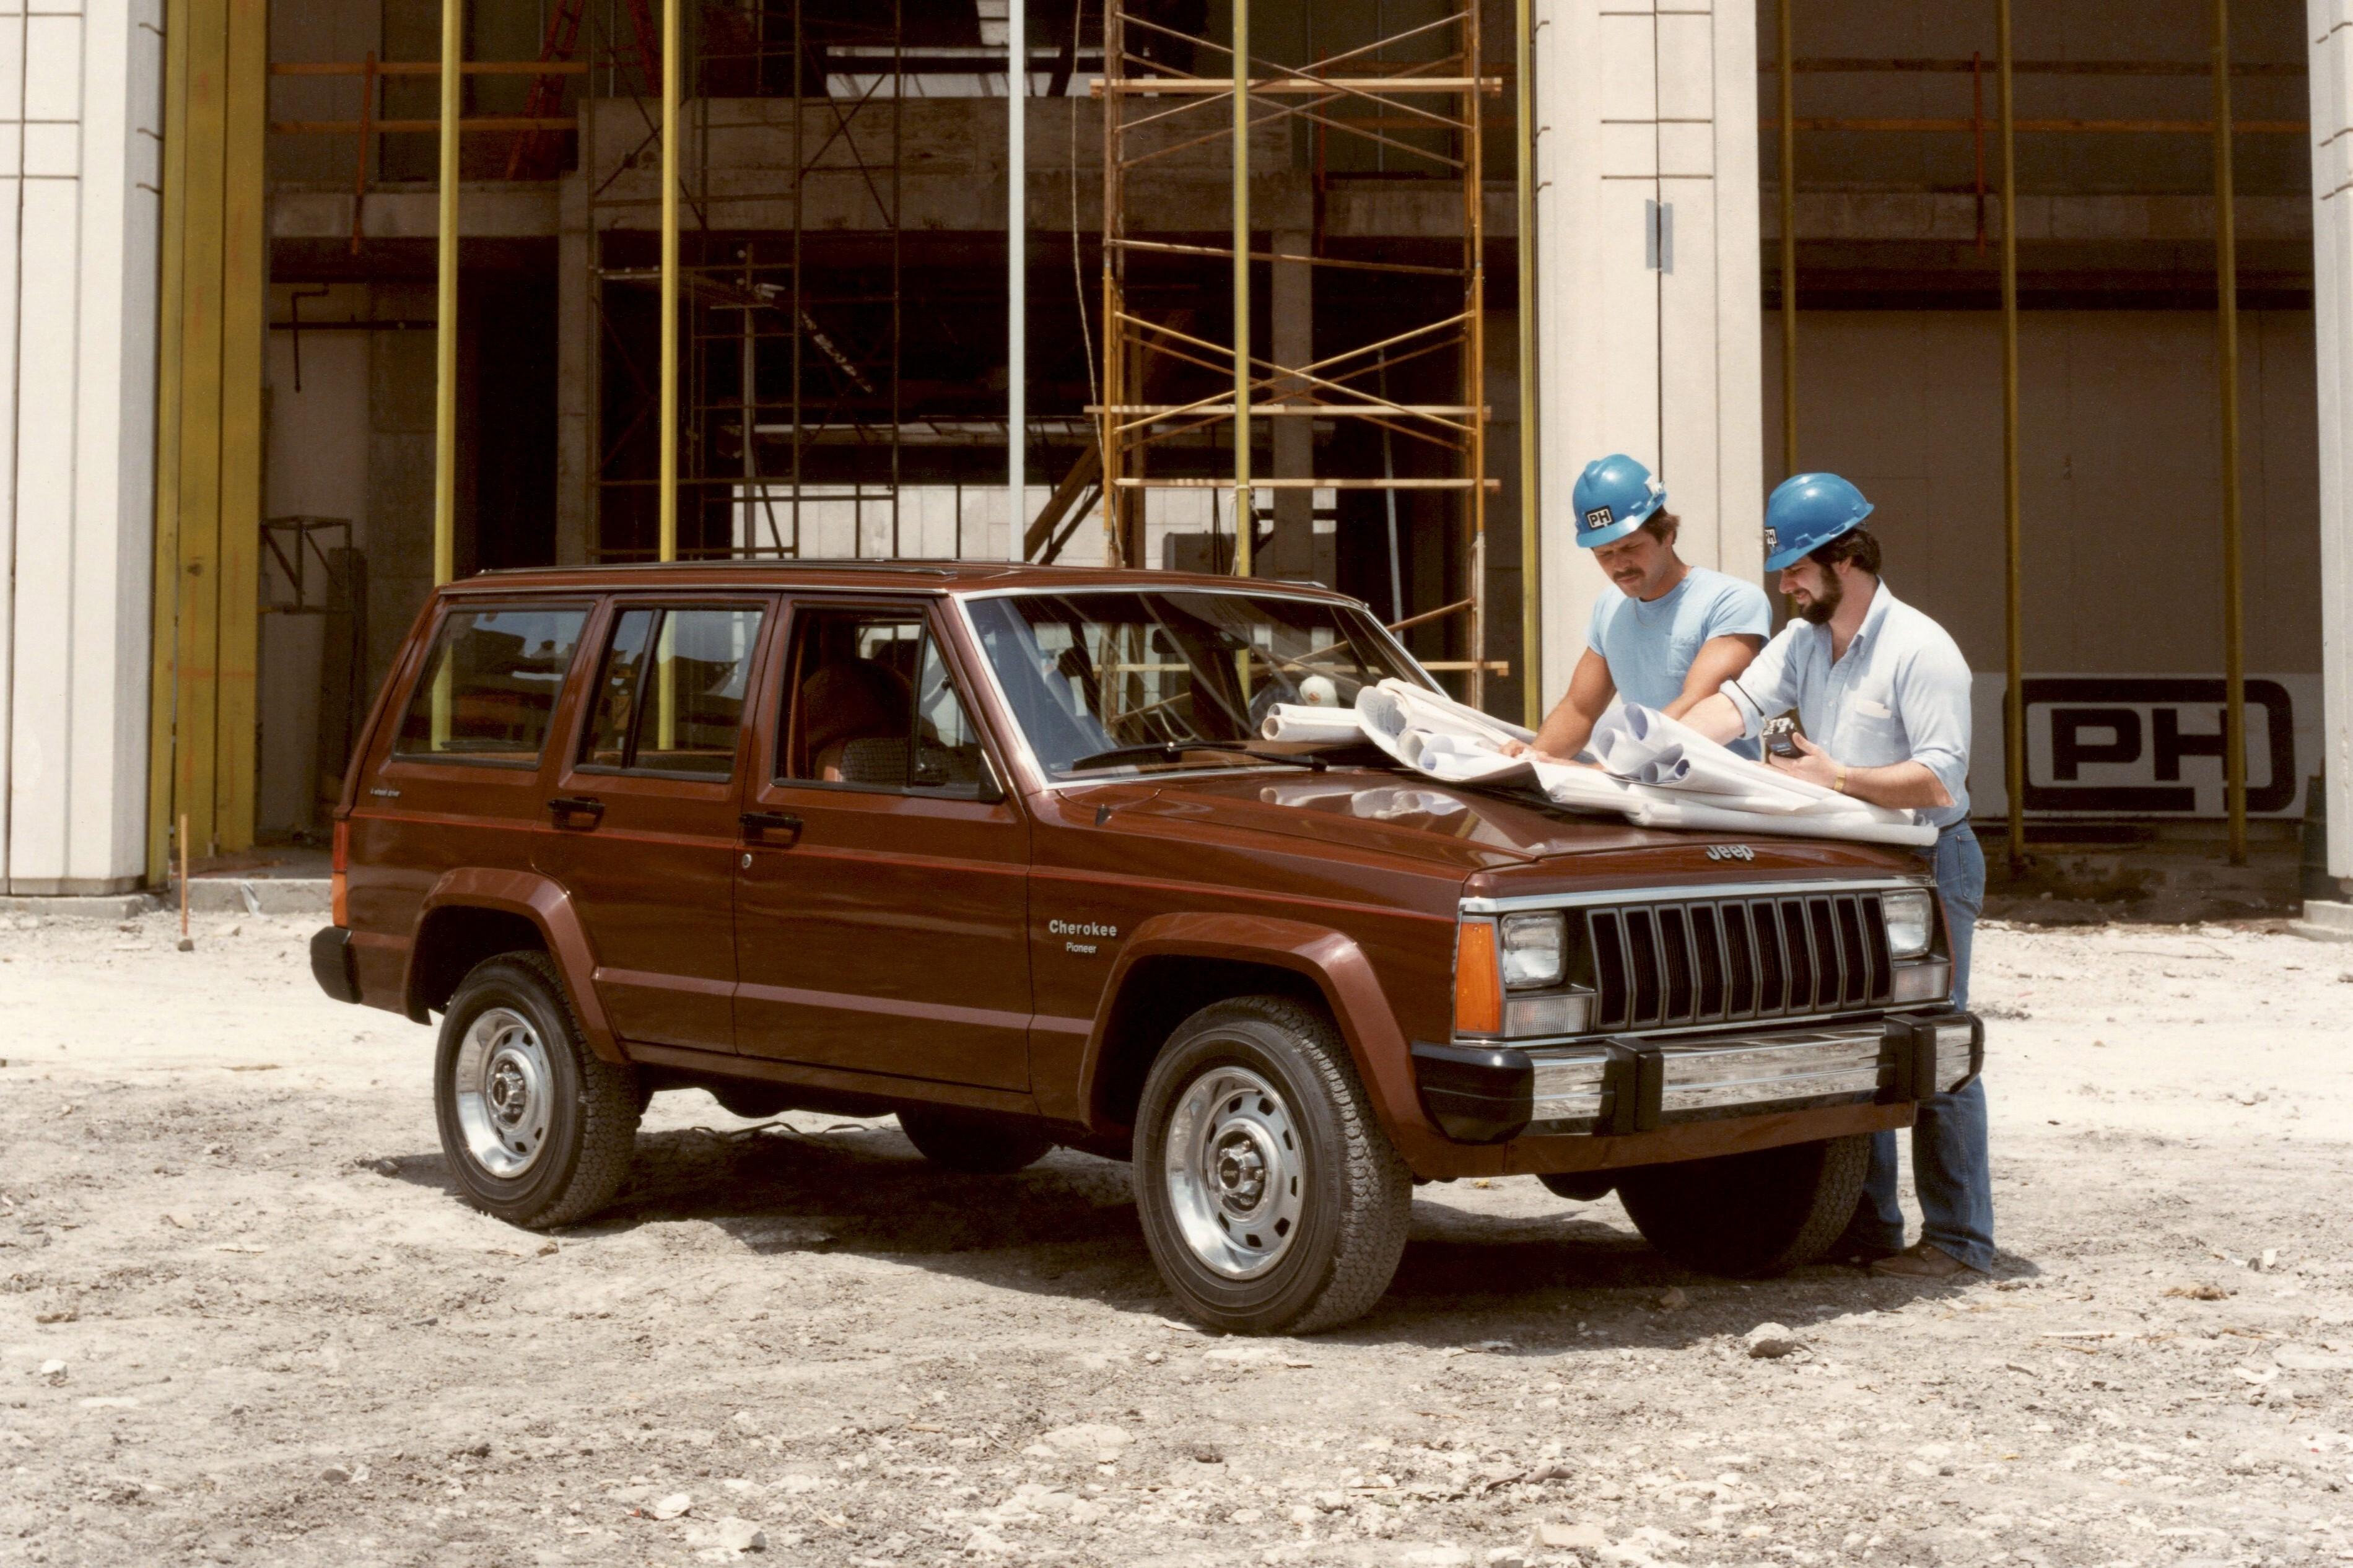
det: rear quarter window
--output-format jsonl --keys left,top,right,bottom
{"left": 393, "top": 603, "right": 589, "bottom": 765}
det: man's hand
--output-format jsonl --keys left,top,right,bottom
{"left": 1769, "top": 735, "right": 1955, "bottom": 810}
{"left": 1768, "top": 730, "right": 1841, "bottom": 790}
{"left": 1499, "top": 739, "right": 1584, "bottom": 766}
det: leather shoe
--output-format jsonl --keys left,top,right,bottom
{"left": 1869, "top": 1241, "right": 1979, "bottom": 1280}
{"left": 1830, "top": 1235, "right": 1903, "bottom": 1268}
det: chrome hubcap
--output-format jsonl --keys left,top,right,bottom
{"left": 1164, "top": 1066, "right": 1305, "bottom": 1280}
{"left": 453, "top": 1007, "right": 553, "bottom": 1180}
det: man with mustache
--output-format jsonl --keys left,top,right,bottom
{"left": 1680, "top": 471, "right": 1990, "bottom": 1282}
{"left": 1516, "top": 455, "right": 1771, "bottom": 762}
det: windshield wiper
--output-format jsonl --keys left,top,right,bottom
{"left": 1065, "top": 741, "right": 1326, "bottom": 774}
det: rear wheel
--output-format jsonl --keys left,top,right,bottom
{"left": 1133, "top": 996, "right": 1413, "bottom": 1335}
{"left": 434, "top": 952, "right": 640, "bottom": 1229}
{"left": 897, "top": 1107, "right": 1054, "bottom": 1174}
{"left": 1615, "top": 1134, "right": 1871, "bottom": 1277}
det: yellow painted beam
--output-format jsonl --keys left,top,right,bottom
{"left": 173, "top": 0, "right": 230, "bottom": 858}
{"left": 1231, "top": 0, "right": 1250, "bottom": 578}
{"left": 147, "top": 0, "right": 193, "bottom": 884}
{"left": 658, "top": 0, "right": 679, "bottom": 562}
{"left": 214, "top": 0, "right": 268, "bottom": 855}
{"left": 434, "top": 0, "right": 463, "bottom": 585}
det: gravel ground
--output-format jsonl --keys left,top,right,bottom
{"left": 1, "top": 908, "right": 2349, "bottom": 1568}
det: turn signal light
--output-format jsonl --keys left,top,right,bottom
{"left": 331, "top": 818, "right": 349, "bottom": 928}
{"left": 1454, "top": 920, "right": 1503, "bottom": 1036}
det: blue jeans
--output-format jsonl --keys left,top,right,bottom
{"left": 1849, "top": 823, "right": 1995, "bottom": 1272}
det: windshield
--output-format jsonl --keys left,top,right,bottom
{"left": 963, "top": 590, "right": 1428, "bottom": 778}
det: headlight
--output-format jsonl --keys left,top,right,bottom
{"left": 1498, "top": 912, "right": 1566, "bottom": 990}
{"left": 1882, "top": 889, "right": 1935, "bottom": 959}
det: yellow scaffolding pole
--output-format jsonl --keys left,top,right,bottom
{"left": 146, "top": 0, "right": 193, "bottom": 883}
{"left": 1231, "top": 0, "right": 1251, "bottom": 578}
{"left": 1777, "top": 0, "right": 1797, "bottom": 477}
{"left": 660, "top": 0, "right": 681, "bottom": 565}
{"left": 217, "top": 0, "right": 266, "bottom": 851}
{"left": 1998, "top": 0, "right": 2025, "bottom": 876}
{"left": 1516, "top": 0, "right": 1539, "bottom": 726}
{"left": 2214, "top": 0, "right": 2248, "bottom": 865}
{"left": 434, "top": 0, "right": 461, "bottom": 585}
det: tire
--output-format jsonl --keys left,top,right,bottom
{"left": 897, "top": 1107, "right": 1054, "bottom": 1174}
{"left": 1615, "top": 1133, "right": 1871, "bottom": 1278}
{"left": 1132, "top": 996, "right": 1413, "bottom": 1335}
{"left": 433, "top": 952, "right": 640, "bottom": 1229}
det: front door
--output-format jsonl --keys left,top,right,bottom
{"left": 533, "top": 596, "right": 775, "bottom": 1053}
{"left": 733, "top": 599, "right": 1032, "bottom": 1091}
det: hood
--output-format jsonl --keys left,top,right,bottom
{"left": 1089, "top": 766, "right": 1921, "bottom": 878}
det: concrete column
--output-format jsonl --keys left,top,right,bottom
{"left": 2310, "top": 0, "right": 2353, "bottom": 892}
{"left": 1531, "top": 0, "right": 1763, "bottom": 703}
{"left": 0, "top": 0, "right": 165, "bottom": 894}
{"left": 1268, "top": 230, "right": 1316, "bottom": 581}
{"left": 554, "top": 171, "right": 593, "bottom": 565}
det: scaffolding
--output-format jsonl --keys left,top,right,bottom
{"left": 1097, "top": 0, "right": 1504, "bottom": 700}
{"left": 585, "top": 1, "right": 912, "bottom": 564}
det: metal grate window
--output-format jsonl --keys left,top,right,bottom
{"left": 1583, "top": 892, "right": 1896, "bottom": 1032}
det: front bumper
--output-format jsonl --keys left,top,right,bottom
{"left": 1410, "top": 1012, "right": 1982, "bottom": 1145}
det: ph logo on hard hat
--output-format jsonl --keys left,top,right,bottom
{"left": 1571, "top": 455, "right": 1665, "bottom": 549}
{"left": 1762, "top": 472, "right": 1873, "bottom": 570}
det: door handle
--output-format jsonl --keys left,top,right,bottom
{"left": 740, "top": 810, "right": 803, "bottom": 846}
{"left": 547, "top": 795, "right": 606, "bottom": 826}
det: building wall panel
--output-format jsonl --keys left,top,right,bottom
{"left": 0, "top": 0, "right": 162, "bottom": 893}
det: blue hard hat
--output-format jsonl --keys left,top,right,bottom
{"left": 1570, "top": 454, "right": 1667, "bottom": 549}
{"left": 1763, "top": 472, "right": 1875, "bottom": 571}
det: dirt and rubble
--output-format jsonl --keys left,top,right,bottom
{"left": 1, "top": 908, "right": 2349, "bottom": 1568}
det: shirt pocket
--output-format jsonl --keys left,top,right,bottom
{"left": 1842, "top": 685, "right": 1906, "bottom": 763}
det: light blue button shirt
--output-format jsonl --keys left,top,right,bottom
{"left": 1719, "top": 580, "right": 1973, "bottom": 829}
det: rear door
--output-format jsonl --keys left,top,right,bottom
{"left": 533, "top": 595, "right": 776, "bottom": 1053}
{"left": 732, "top": 597, "right": 1032, "bottom": 1089}
{"left": 347, "top": 596, "right": 595, "bottom": 958}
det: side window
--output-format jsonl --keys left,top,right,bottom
{"left": 910, "top": 634, "right": 988, "bottom": 793}
{"left": 577, "top": 604, "right": 765, "bottom": 781}
{"left": 781, "top": 608, "right": 987, "bottom": 797}
{"left": 394, "top": 604, "right": 588, "bottom": 764}
{"left": 582, "top": 609, "right": 657, "bottom": 767}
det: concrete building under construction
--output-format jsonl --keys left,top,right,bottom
{"left": 0, "top": 0, "right": 2346, "bottom": 915}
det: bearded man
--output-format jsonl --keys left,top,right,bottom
{"left": 1679, "top": 472, "right": 1991, "bottom": 1283}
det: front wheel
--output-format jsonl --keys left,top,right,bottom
{"left": 433, "top": 952, "right": 640, "bottom": 1229}
{"left": 1615, "top": 1134, "right": 1871, "bottom": 1277}
{"left": 1133, "top": 996, "right": 1413, "bottom": 1335}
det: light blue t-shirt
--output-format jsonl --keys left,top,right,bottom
{"left": 1585, "top": 566, "right": 1773, "bottom": 712}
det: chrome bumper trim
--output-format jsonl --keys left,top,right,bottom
{"left": 1524, "top": 1018, "right": 1976, "bottom": 1135}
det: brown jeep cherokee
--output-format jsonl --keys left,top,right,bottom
{"left": 311, "top": 561, "right": 1978, "bottom": 1334}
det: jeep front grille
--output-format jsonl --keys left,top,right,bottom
{"left": 1582, "top": 891, "right": 1893, "bottom": 1032}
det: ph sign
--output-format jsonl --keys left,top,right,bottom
{"left": 1967, "top": 674, "right": 2319, "bottom": 819}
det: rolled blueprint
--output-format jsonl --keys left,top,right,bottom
{"left": 1627, "top": 796, "right": 1937, "bottom": 848}
{"left": 1592, "top": 704, "right": 1914, "bottom": 826}
{"left": 1369, "top": 679, "right": 1537, "bottom": 747}
{"left": 1262, "top": 704, "right": 1368, "bottom": 743}
{"left": 1401, "top": 731, "right": 1535, "bottom": 785}
{"left": 1353, "top": 684, "right": 1927, "bottom": 846}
